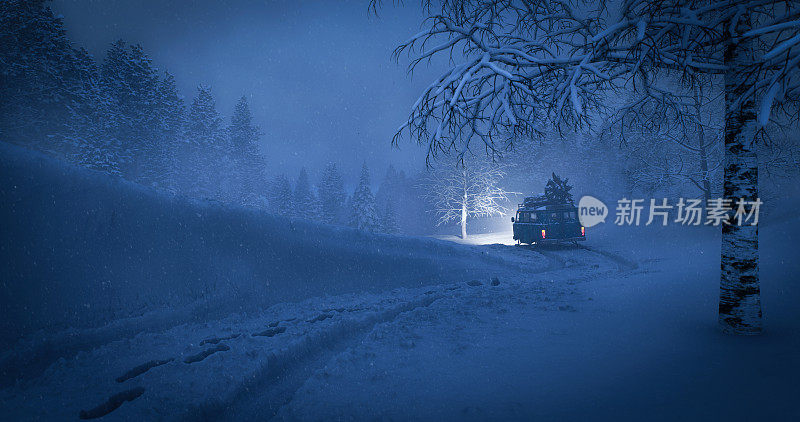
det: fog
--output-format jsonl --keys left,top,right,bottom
{"left": 2, "top": 1, "right": 800, "bottom": 420}
{"left": 53, "top": 0, "right": 434, "bottom": 180}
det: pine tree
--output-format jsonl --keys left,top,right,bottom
{"left": 544, "top": 173, "right": 574, "bottom": 205}
{"left": 64, "top": 47, "right": 125, "bottom": 174}
{"left": 185, "top": 85, "right": 223, "bottom": 144}
{"left": 228, "top": 96, "right": 266, "bottom": 206}
{"left": 294, "top": 167, "right": 322, "bottom": 220}
{"left": 318, "top": 163, "right": 346, "bottom": 224}
{"left": 102, "top": 41, "right": 161, "bottom": 141}
{"left": 375, "top": 164, "right": 412, "bottom": 232}
{"left": 100, "top": 40, "right": 161, "bottom": 182}
{"left": 100, "top": 39, "right": 127, "bottom": 86}
{"left": 375, "top": 165, "right": 399, "bottom": 206}
{"left": 269, "top": 174, "right": 294, "bottom": 217}
{"left": 181, "top": 85, "right": 225, "bottom": 199}
{"left": 0, "top": 0, "right": 82, "bottom": 147}
{"left": 379, "top": 199, "right": 399, "bottom": 234}
{"left": 151, "top": 71, "right": 184, "bottom": 190}
{"left": 126, "top": 43, "right": 159, "bottom": 136}
{"left": 156, "top": 72, "right": 184, "bottom": 142}
{"left": 229, "top": 96, "right": 260, "bottom": 149}
{"left": 97, "top": 39, "right": 129, "bottom": 154}
{"left": 349, "top": 163, "right": 377, "bottom": 231}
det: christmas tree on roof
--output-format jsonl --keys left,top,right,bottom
{"left": 544, "top": 173, "right": 574, "bottom": 205}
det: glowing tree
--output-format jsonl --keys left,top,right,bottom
{"left": 425, "top": 161, "right": 513, "bottom": 239}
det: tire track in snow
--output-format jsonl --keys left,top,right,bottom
{"left": 485, "top": 243, "right": 567, "bottom": 272}
{"left": 501, "top": 243, "right": 637, "bottom": 274}
{"left": 167, "top": 246, "right": 629, "bottom": 420}
{"left": 527, "top": 247, "right": 570, "bottom": 271}
{"left": 27, "top": 244, "right": 631, "bottom": 420}
{"left": 188, "top": 293, "right": 444, "bottom": 421}
{"left": 576, "top": 244, "right": 638, "bottom": 272}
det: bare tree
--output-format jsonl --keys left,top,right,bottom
{"left": 613, "top": 83, "right": 724, "bottom": 202}
{"left": 424, "top": 161, "right": 514, "bottom": 239}
{"left": 387, "top": 0, "right": 800, "bottom": 334}
{"left": 622, "top": 130, "right": 724, "bottom": 199}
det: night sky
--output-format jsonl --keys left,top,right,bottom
{"left": 52, "top": 0, "right": 439, "bottom": 183}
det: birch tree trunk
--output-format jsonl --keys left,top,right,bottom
{"left": 719, "top": 12, "right": 762, "bottom": 335}
{"left": 694, "top": 86, "right": 712, "bottom": 204}
{"left": 698, "top": 132, "right": 712, "bottom": 204}
{"left": 460, "top": 200, "right": 468, "bottom": 239}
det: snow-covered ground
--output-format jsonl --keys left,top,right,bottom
{"left": 0, "top": 237, "right": 617, "bottom": 420}
{"left": 2, "top": 143, "right": 798, "bottom": 420}
{"left": 0, "top": 142, "right": 529, "bottom": 388}
{"left": 281, "top": 225, "right": 800, "bottom": 421}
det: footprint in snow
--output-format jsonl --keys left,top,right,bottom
{"left": 307, "top": 313, "right": 333, "bottom": 323}
{"left": 252, "top": 326, "right": 286, "bottom": 337}
{"left": 184, "top": 344, "right": 230, "bottom": 364}
{"left": 116, "top": 358, "right": 173, "bottom": 383}
{"left": 323, "top": 307, "right": 347, "bottom": 313}
{"left": 79, "top": 387, "right": 144, "bottom": 420}
{"left": 199, "top": 333, "right": 240, "bottom": 346}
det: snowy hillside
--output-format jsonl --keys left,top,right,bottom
{"left": 0, "top": 142, "right": 530, "bottom": 386}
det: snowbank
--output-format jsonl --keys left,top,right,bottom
{"left": 0, "top": 142, "right": 513, "bottom": 355}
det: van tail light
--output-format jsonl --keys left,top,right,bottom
{"left": 581, "top": 226, "right": 585, "bottom": 236}
{"left": 541, "top": 229, "right": 546, "bottom": 239}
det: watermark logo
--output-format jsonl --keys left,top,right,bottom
{"left": 577, "top": 196, "right": 761, "bottom": 227}
{"left": 578, "top": 195, "right": 608, "bottom": 227}
{"left": 613, "top": 197, "right": 762, "bottom": 226}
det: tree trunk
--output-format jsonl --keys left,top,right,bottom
{"left": 698, "top": 133, "right": 712, "bottom": 204}
{"left": 694, "top": 86, "right": 712, "bottom": 204}
{"left": 460, "top": 201, "right": 467, "bottom": 239}
{"left": 719, "top": 13, "right": 762, "bottom": 335}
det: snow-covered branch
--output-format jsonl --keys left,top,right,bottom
{"left": 392, "top": 0, "right": 800, "bottom": 159}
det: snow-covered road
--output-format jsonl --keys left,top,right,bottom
{"left": 2, "top": 223, "right": 798, "bottom": 421}
{"left": 1, "top": 236, "right": 626, "bottom": 420}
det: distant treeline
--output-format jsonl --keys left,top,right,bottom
{"left": 268, "top": 163, "right": 421, "bottom": 234}
{"left": 1, "top": 0, "right": 270, "bottom": 206}
{"left": 0, "top": 1, "right": 474, "bottom": 235}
